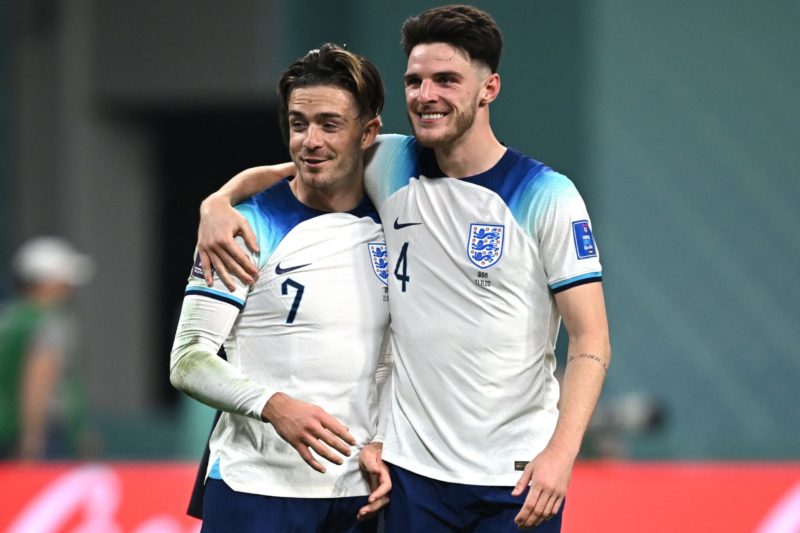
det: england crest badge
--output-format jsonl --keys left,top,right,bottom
{"left": 467, "top": 223, "right": 504, "bottom": 269}
{"left": 367, "top": 242, "right": 389, "bottom": 285}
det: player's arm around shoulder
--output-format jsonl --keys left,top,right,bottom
{"left": 198, "top": 162, "right": 296, "bottom": 289}
{"left": 513, "top": 282, "right": 611, "bottom": 529}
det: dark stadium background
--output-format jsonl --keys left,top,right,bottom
{"left": 1, "top": 1, "right": 798, "bottom": 530}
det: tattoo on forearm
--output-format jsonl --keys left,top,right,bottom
{"left": 567, "top": 353, "right": 608, "bottom": 373}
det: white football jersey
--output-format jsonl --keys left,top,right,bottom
{"left": 364, "top": 134, "right": 602, "bottom": 486}
{"left": 170, "top": 179, "right": 391, "bottom": 498}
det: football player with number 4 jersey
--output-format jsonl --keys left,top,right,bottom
{"left": 196, "top": 5, "right": 611, "bottom": 532}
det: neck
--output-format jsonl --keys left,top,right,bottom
{"left": 289, "top": 174, "right": 364, "bottom": 213}
{"left": 433, "top": 116, "right": 506, "bottom": 178}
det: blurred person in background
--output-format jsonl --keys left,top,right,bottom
{"left": 0, "top": 236, "right": 95, "bottom": 460}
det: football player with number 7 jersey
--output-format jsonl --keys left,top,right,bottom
{"left": 170, "top": 44, "right": 392, "bottom": 533}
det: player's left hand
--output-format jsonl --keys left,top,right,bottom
{"left": 357, "top": 442, "right": 391, "bottom": 521}
{"left": 511, "top": 446, "right": 574, "bottom": 529}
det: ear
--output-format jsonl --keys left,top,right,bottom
{"left": 361, "top": 115, "right": 382, "bottom": 150}
{"left": 479, "top": 73, "right": 501, "bottom": 107}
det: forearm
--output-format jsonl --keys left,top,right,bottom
{"left": 169, "top": 296, "right": 274, "bottom": 421}
{"left": 373, "top": 330, "right": 394, "bottom": 443}
{"left": 170, "top": 347, "right": 274, "bottom": 420}
{"left": 548, "top": 334, "right": 610, "bottom": 457}
{"left": 209, "top": 163, "right": 295, "bottom": 206}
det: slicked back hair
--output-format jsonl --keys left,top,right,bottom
{"left": 401, "top": 4, "right": 503, "bottom": 73}
{"left": 278, "top": 43, "right": 385, "bottom": 143}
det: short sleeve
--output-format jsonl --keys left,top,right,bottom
{"left": 526, "top": 171, "right": 603, "bottom": 292}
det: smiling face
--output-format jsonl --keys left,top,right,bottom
{"left": 404, "top": 42, "right": 495, "bottom": 149}
{"left": 287, "top": 85, "right": 377, "bottom": 195}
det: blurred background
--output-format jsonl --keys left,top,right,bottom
{"left": 1, "top": 0, "right": 798, "bottom": 466}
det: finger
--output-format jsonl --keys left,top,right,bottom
{"left": 367, "top": 472, "right": 391, "bottom": 501}
{"left": 225, "top": 223, "right": 260, "bottom": 277}
{"left": 321, "top": 418, "right": 357, "bottom": 446}
{"left": 357, "top": 496, "right": 389, "bottom": 521}
{"left": 318, "top": 432, "right": 353, "bottom": 458}
{"left": 240, "top": 222, "right": 260, "bottom": 255}
{"left": 542, "top": 492, "right": 558, "bottom": 519}
{"left": 215, "top": 245, "right": 256, "bottom": 286}
{"left": 207, "top": 249, "right": 236, "bottom": 291}
{"left": 197, "top": 250, "right": 214, "bottom": 286}
{"left": 211, "top": 248, "right": 250, "bottom": 290}
{"left": 534, "top": 494, "right": 563, "bottom": 528}
{"left": 552, "top": 496, "right": 564, "bottom": 515}
{"left": 531, "top": 492, "right": 556, "bottom": 528}
{"left": 514, "top": 486, "right": 542, "bottom": 528}
{"left": 306, "top": 438, "right": 345, "bottom": 466}
{"left": 295, "top": 445, "right": 326, "bottom": 473}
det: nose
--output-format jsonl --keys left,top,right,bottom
{"left": 303, "top": 124, "right": 323, "bottom": 150}
{"left": 418, "top": 79, "right": 437, "bottom": 103}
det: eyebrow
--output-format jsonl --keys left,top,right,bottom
{"left": 288, "top": 111, "right": 348, "bottom": 120}
{"left": 403, "top": 70, "right": 463, "bottom": 82}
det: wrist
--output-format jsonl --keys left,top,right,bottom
{"left": 261, "top": 391, "right": 289, "bottom": 423}
{"left": 201, "top": 192, "right": 232, "bottom": 216}
{"left": 544, "top": 434, "right": 581, "bottom": 462}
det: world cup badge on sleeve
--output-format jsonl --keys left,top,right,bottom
{"left": 467, "top": 223, "right": 505, "bottom": 269}
{"left": 572, "top": 220, "right": 598, "bottom": 259}
{"left": 367, "top": 243, "right": 389, "bottom": 285}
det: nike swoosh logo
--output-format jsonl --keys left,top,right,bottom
{"left": 394, "top": 217, "right": 422, "bottom": 230}
{"left": 275, "top": 262, "right": 311, "bottom": 275}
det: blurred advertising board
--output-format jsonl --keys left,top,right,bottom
{"left": 0, "top": 463, "right": 199, "bottom": 533}
{"left": 1, "top": 462, "right": 798, "bottom": 532}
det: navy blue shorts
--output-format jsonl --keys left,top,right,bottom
{"left": 201, "top": 478, "right": 378, "bottom": 533}
{"left": 383, "top": 464, "right": 563, "bottom": 533}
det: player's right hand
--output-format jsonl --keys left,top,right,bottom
{"left": 262, "top": 392, "right": 357, "bottom": 473}
{"left": 357, "top": 442, "right": 391, "bottom": 521}
{"left": 197, "top": 193, "right": 260, "bottom": 291}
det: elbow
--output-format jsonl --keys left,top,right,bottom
{"left": 169, "top": 360, "right": 186, "bottom": 392}
{"left": 169, "top": 347, "right": 211, "bottom": 396}
{"left": 169, "top": 349, "right": 193, "bottom": 393}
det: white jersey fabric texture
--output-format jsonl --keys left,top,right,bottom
{"left": 170, "top": 179, "right": 391, "bottom": 498}
{"left": 364, "top": 134, "right": 603, "bottom": 486}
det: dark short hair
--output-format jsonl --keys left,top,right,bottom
{"left": 278, "top": 43, "right": 385, "bottom": 142}
{"left": 401, "top": 5, "right": 502, "bottom": 73}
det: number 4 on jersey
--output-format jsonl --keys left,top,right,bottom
{"left": 394, "top": 242, "right": 410, "bottom": 292}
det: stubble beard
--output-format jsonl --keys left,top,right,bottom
{"left": 409, "top": 101, "right": 478, "bottom": 149}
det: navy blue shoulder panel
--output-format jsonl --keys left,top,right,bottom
{"left": 461, "top": 148, "right": 549, "bottom": 206}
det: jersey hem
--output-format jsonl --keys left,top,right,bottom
{"left": 211, "top": 472, "right": 371, "bottom": 499}
{"left": 381, "top": 452, "right": 522, "bottom": 487}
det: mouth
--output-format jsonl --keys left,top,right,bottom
{"left": 301, "top": 157, "right": 328, "bottom": 168}
{"left": 417, "top": 111, "right": 447, "bottom": 123}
